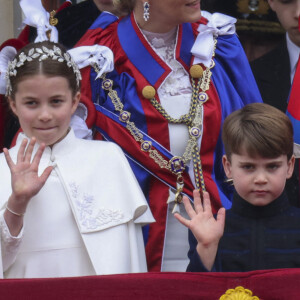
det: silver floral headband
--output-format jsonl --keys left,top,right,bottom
{"left": 5, "top": 45, "right": 82, "bottom": 96}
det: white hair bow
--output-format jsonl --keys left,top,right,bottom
{"left": 68, "top": 45, "right": 114, "bottom": 141}
{"left": 191, "top": 12, "right": 237, "bottom": 67}
{"left": 0, "top": 46, "right": 17, "bottom": 95}
{"left": 20, "top": 0, "right": 59, "bottom": 42}
{"left": 68, "top": 45, "right": 114, "bottom": 78}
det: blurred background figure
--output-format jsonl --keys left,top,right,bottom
{"left": 21, "top": 0, "right": 118, "bottom": 49}
{"left": 202, "top": 0, "right": 300, "bottom": 207}
{"left": 250, "top": 0, "right": 300, "bottom": 207}
{"left": 251, "top": 0, "right": 300, "bottom": 208}
{"left": 201, "top": 0, "right": 284, "bottom": 61}
{"left": 41, "top": 0, "right": 117, "bottom": 16}
{"left": 251, "top": 0, "right": 300, "bottom": 112}
{"left": 54, "top": 0, "right": 119, "bottom": 49}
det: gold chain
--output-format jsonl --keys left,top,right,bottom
{"left": 99, "top": 38, "right": 217, "bottom": 209}
{"left": 148, "top": 38, "right": 217, "bottom": 205}
{"left": 101, "top": 77, "right": 173, "bottom": 173}
{"left": 149, "top": 79, "right": 201, "bottom": 126}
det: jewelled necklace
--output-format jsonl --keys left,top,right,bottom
{"left": 100, "top": 38, "right": 217, "bottom": 212}
{"left": 145, "top": 39, "right": 217, "bottom": 210}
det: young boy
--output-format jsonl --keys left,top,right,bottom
{"left": 175, "top": 103, "right": 300, "bottom": 272}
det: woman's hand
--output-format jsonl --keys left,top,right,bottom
{"left": 3, "top": 137, "right": 53, "bottom": 210}
{"left": 174, "top": 190, "right": 225, "bottom": 270}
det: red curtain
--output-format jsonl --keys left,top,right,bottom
{"left": 1, "top": 269, "right": 300, "bottom": 300}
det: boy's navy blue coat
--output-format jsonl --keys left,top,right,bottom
{"left": 187, "top": 192, "right": 300, "bottom": 272}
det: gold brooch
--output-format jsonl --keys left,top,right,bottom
{"left": 49, "top": 10, "right": 58, "bottom": 26}
{"left": 237, "top": 0, "right": 269, "bottom": 15}
{"left": 219, "top": 286, "right": 260, "bottom": 300}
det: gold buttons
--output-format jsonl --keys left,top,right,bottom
{"left": 49, "top": 10, "right": 58, "bottom": 26}
{"left": 142, "top": 85, "right": 156, "bottom": 99}
{"left": 190, "top": 65, "right": 203, "bottom": 79}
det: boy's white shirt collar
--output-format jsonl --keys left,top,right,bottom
{"left": 286, "top": 33, "right": 300, "bottom": 84}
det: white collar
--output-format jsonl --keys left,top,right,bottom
{"left": 286, "top": 33, "right": 300, "bottom": 82}
{"left": 16, "top": 128, "right": 76, "bottom": 158}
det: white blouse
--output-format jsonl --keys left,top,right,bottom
{"left": 142, "top": 28, "right": 193, "bottom": 272}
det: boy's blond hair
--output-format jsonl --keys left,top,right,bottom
{"left": 222, "top": 103, "right": 294, "bottom": 160}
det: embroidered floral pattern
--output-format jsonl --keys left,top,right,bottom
{"left": 69, "top": 182, "right": 124, "bottom": 231}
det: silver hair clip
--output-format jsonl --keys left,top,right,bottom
{"left": 5, "top": 45, "right": 81, "bottom": 96}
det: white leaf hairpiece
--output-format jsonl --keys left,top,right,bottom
{"left": 5, "top": 45, "right": 82, "bottom": 96}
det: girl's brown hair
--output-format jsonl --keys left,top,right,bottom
{"left": 9, "top": 41, "right": 80, "bottom": 99}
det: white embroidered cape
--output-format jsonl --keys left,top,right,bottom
{"left": 0, "top": 130, "right": 154, "bottom": 278}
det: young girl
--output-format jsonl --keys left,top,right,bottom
{"left": 0, "top": 40, "right": 154, "bottom": 278}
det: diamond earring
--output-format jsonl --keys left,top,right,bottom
{"left": 143, "top": 2, "right": 150, "bottom": 22}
